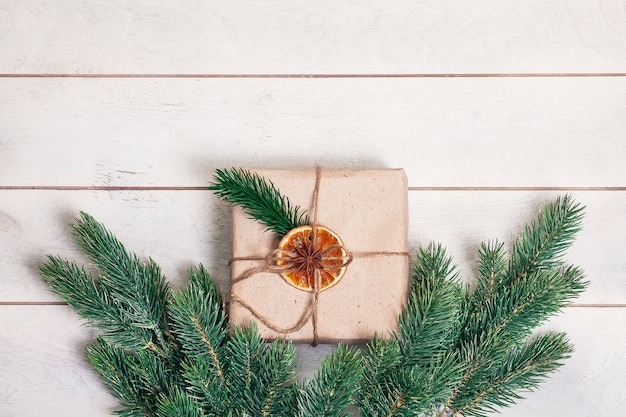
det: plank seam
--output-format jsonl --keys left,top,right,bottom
{"left": 0, "top": 186, "right": 624, "bottom": 191}
{"left": 1, "top": 73, "right": 626, "bottom": 79}
{"left": 408, "top": 187, "right": 626, "bottom": 191}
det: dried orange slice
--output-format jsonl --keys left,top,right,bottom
{"left": 276, "top": 225, "right": 350, "bottom": 292}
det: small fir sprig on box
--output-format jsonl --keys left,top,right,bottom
{"left": 209, "top": 168, "right": 309, "bottom": 237}
{"left": 39, "top": 168, "right": 587, "bottom": 417}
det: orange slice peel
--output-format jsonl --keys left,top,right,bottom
{"left": 272, "top": 225, "right": 351, "bottom": 292}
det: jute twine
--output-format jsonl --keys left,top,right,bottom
{"left": 229, "top": 167, "right": 409, "bottom": 346}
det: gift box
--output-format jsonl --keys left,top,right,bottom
{"left": 229, "top": 169, "right": 409, "bottom": 343}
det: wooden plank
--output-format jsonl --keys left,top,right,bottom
{"left": 1, "top": 77, "right": 625, "bottom": 187}
{"left": 0, "top": 305, "right": 118, "bottom": 417}
{"left": 1, "top": 189, "right": 623, "bottom": 304}
{"left": 1, "top": 1, "right": 626, "bottom": 74}
{"left": 409, "top": 190, "right": 626, "bottom": 306}
{"left": 0, "top": 305, "right": 622, "bottom": 416}
{"left": 0, "top": 190, "right": 234, "bottom": 302}
{"left": 497, "top": 308, "right": 626, "bottom": 416}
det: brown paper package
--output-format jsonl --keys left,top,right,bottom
{"left": 229, "top": 169, "right": 409, "bottom": 343}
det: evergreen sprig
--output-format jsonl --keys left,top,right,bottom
{"left": 299, "top": 344, "right": 363, "bottom": 417}
{"left": 39, "top": 213, "right": 356, "bottom": 417}
{"left": 39, "top": 195, "right": 587, "bottom": 417}
{"left": 445, "top": 195, "right": 588, "bottom": 416}
{"left": 40, "top": 212, "right": 173, "bottom": 358}
{"left": 209, "top": 168, "right": 309, "bottom": 237}
{"left": 357, "top": 244, "right": 464, "bottom": 417}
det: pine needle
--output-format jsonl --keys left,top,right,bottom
{"left": 227, "top": 326, "right": 299, "bottom": 416}
{"left": 510, "top": 194, "right": 585, "bottom": 279}
{"left": 85, "top": 337, "right": 156, "bottom": 417}
{"left": 299, "top": 345, "right": 362, "bottom": 417}
{"left": 156, "top": 388, "right": 206, "bottom": 417}
{"left": 208, "top": 168, "right": 309, "bottom": 237}
{"left": 453, "top": 333, "right": 573, "bottom": 417}
{"left": 447, "top": 196, "right": 588, "bottom": 415}
{"left": 169, "top": 266, "right": 228, "bottom": 376}
{"left": 401, "top": 244, "right": 463, "bottom": 367}
{"left": 40, "top": 213, "right": 172, "bottom": 356}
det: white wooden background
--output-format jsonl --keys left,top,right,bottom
{"left": 1, "top": 1, "right": 625, "bottom": 416}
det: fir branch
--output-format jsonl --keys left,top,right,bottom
{"left": 384, "top": 367, "right": 433, "bottom": 416}
{"left": 181, "top": 358, "right": 229, "bottom": 417}
{"left": 169, "top": 266, "right": 228, "bottom": 384}
{"left": 459, "top": 241, "right": 508, "bottom": 354}
{"left": 299, "top": 345, "right": 362, "bottom": 417}
{"left": 398, "top": 352, "right": 462, "bottom": 415}
{"left": 227, "top": 326, "right": 265, "bottom": 412}
{"left": 156, "top": 388, "right": 206, "bottom": 417}
{"left": 227, "top": 326, "right": 299, "bottom": 417}
{"left": 125, "top": 348, "right": 178, "bottom": 405}
{"left": 85, "top": 337, "right": 156, "bottom": 417}
{"left": 358, "top": 338, "right": 403, "bottom": 417}
{"left": 462, "top": 265, "right": 587, "bottom": 350}
{"left": 255, "top": 339, "right": 300, "bottom": 416}
{"left": 209, "top": 168, "right": 309, "bottom": 237}
{"left": 411, "top": 244, "right": 460, "bottom": 289}
{"left": 69, "top": 212, "right": 173, "bottom": 356}
{"left": 471, "top": 241, "right": 508, "bottom": 312}
{"left": 359, "top": 245, "right": 465, "bottom": 417}
{"left": 40, "top": 251, "right": 166, "bottom": 355}
{"left": 360, "top": 352, "right": 461, "bottom": 417}
{"left": 510, "top": 195, "right": 584, "bottom": 280}
{"left": 399, "top": 244, "right": 463, "bottom": 368}
{"left": 484, "top": 266, "right": 586, "bottom": 342}
{"left": 39, "top": 196, "right": 588, "bottom": 417}
{"left": 40, "top": 255, "right": 118, "bottom": 326}
{"left": 169, "top": 266, "right": 231, "bottom": 416}
{"left": 447, "top": 197, "right": 588, "bottom": 416}
{"left": 452, "top": 333, "right": 573, "bottom": 417}
{"left": 446, "top": 333, "right": 511, "bottom": 414}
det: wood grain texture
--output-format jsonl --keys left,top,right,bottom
{"left": 1, "top": 77, "right": 625, "bottom": 187}
{"left": 0, "top": 305, "right": 121, "bottom": 417}
{"left": 1, "top": 0, "right": 625, "bottom": 415}
{"left": 493, "top": 308, "right": 626, "bottom": 416}
{"left": 409, "top": 190, "right": 626, "bottom": 305}
{"left": 1, "top": 306, "right": 622, "bottom": 416}
{"left": 1, "top": 0, "right": 626, "bottom": 74}
{"left": 0, "top": 190, "right": 233, "bottom": 302}
{"left": 1, "top": 190, "right": 623, "bottom": 304}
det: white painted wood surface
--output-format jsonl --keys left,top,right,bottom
{"left": 1, "top": 78, "right": 625, "bottom": 187}
{"left": 2, "top": 0, "right": 626, "bottom": 73}
{"left": 1, "top": 1, "right": 625, "bottom": 416}
{"left": 1, "top": 190, "right": 624, "bottom": 304}
{"left": 3, "top": 307, "right": 623, "bottom": 417}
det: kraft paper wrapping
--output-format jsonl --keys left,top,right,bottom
{"left": 229, "top": 169, "right": 409, "bottom": 343}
